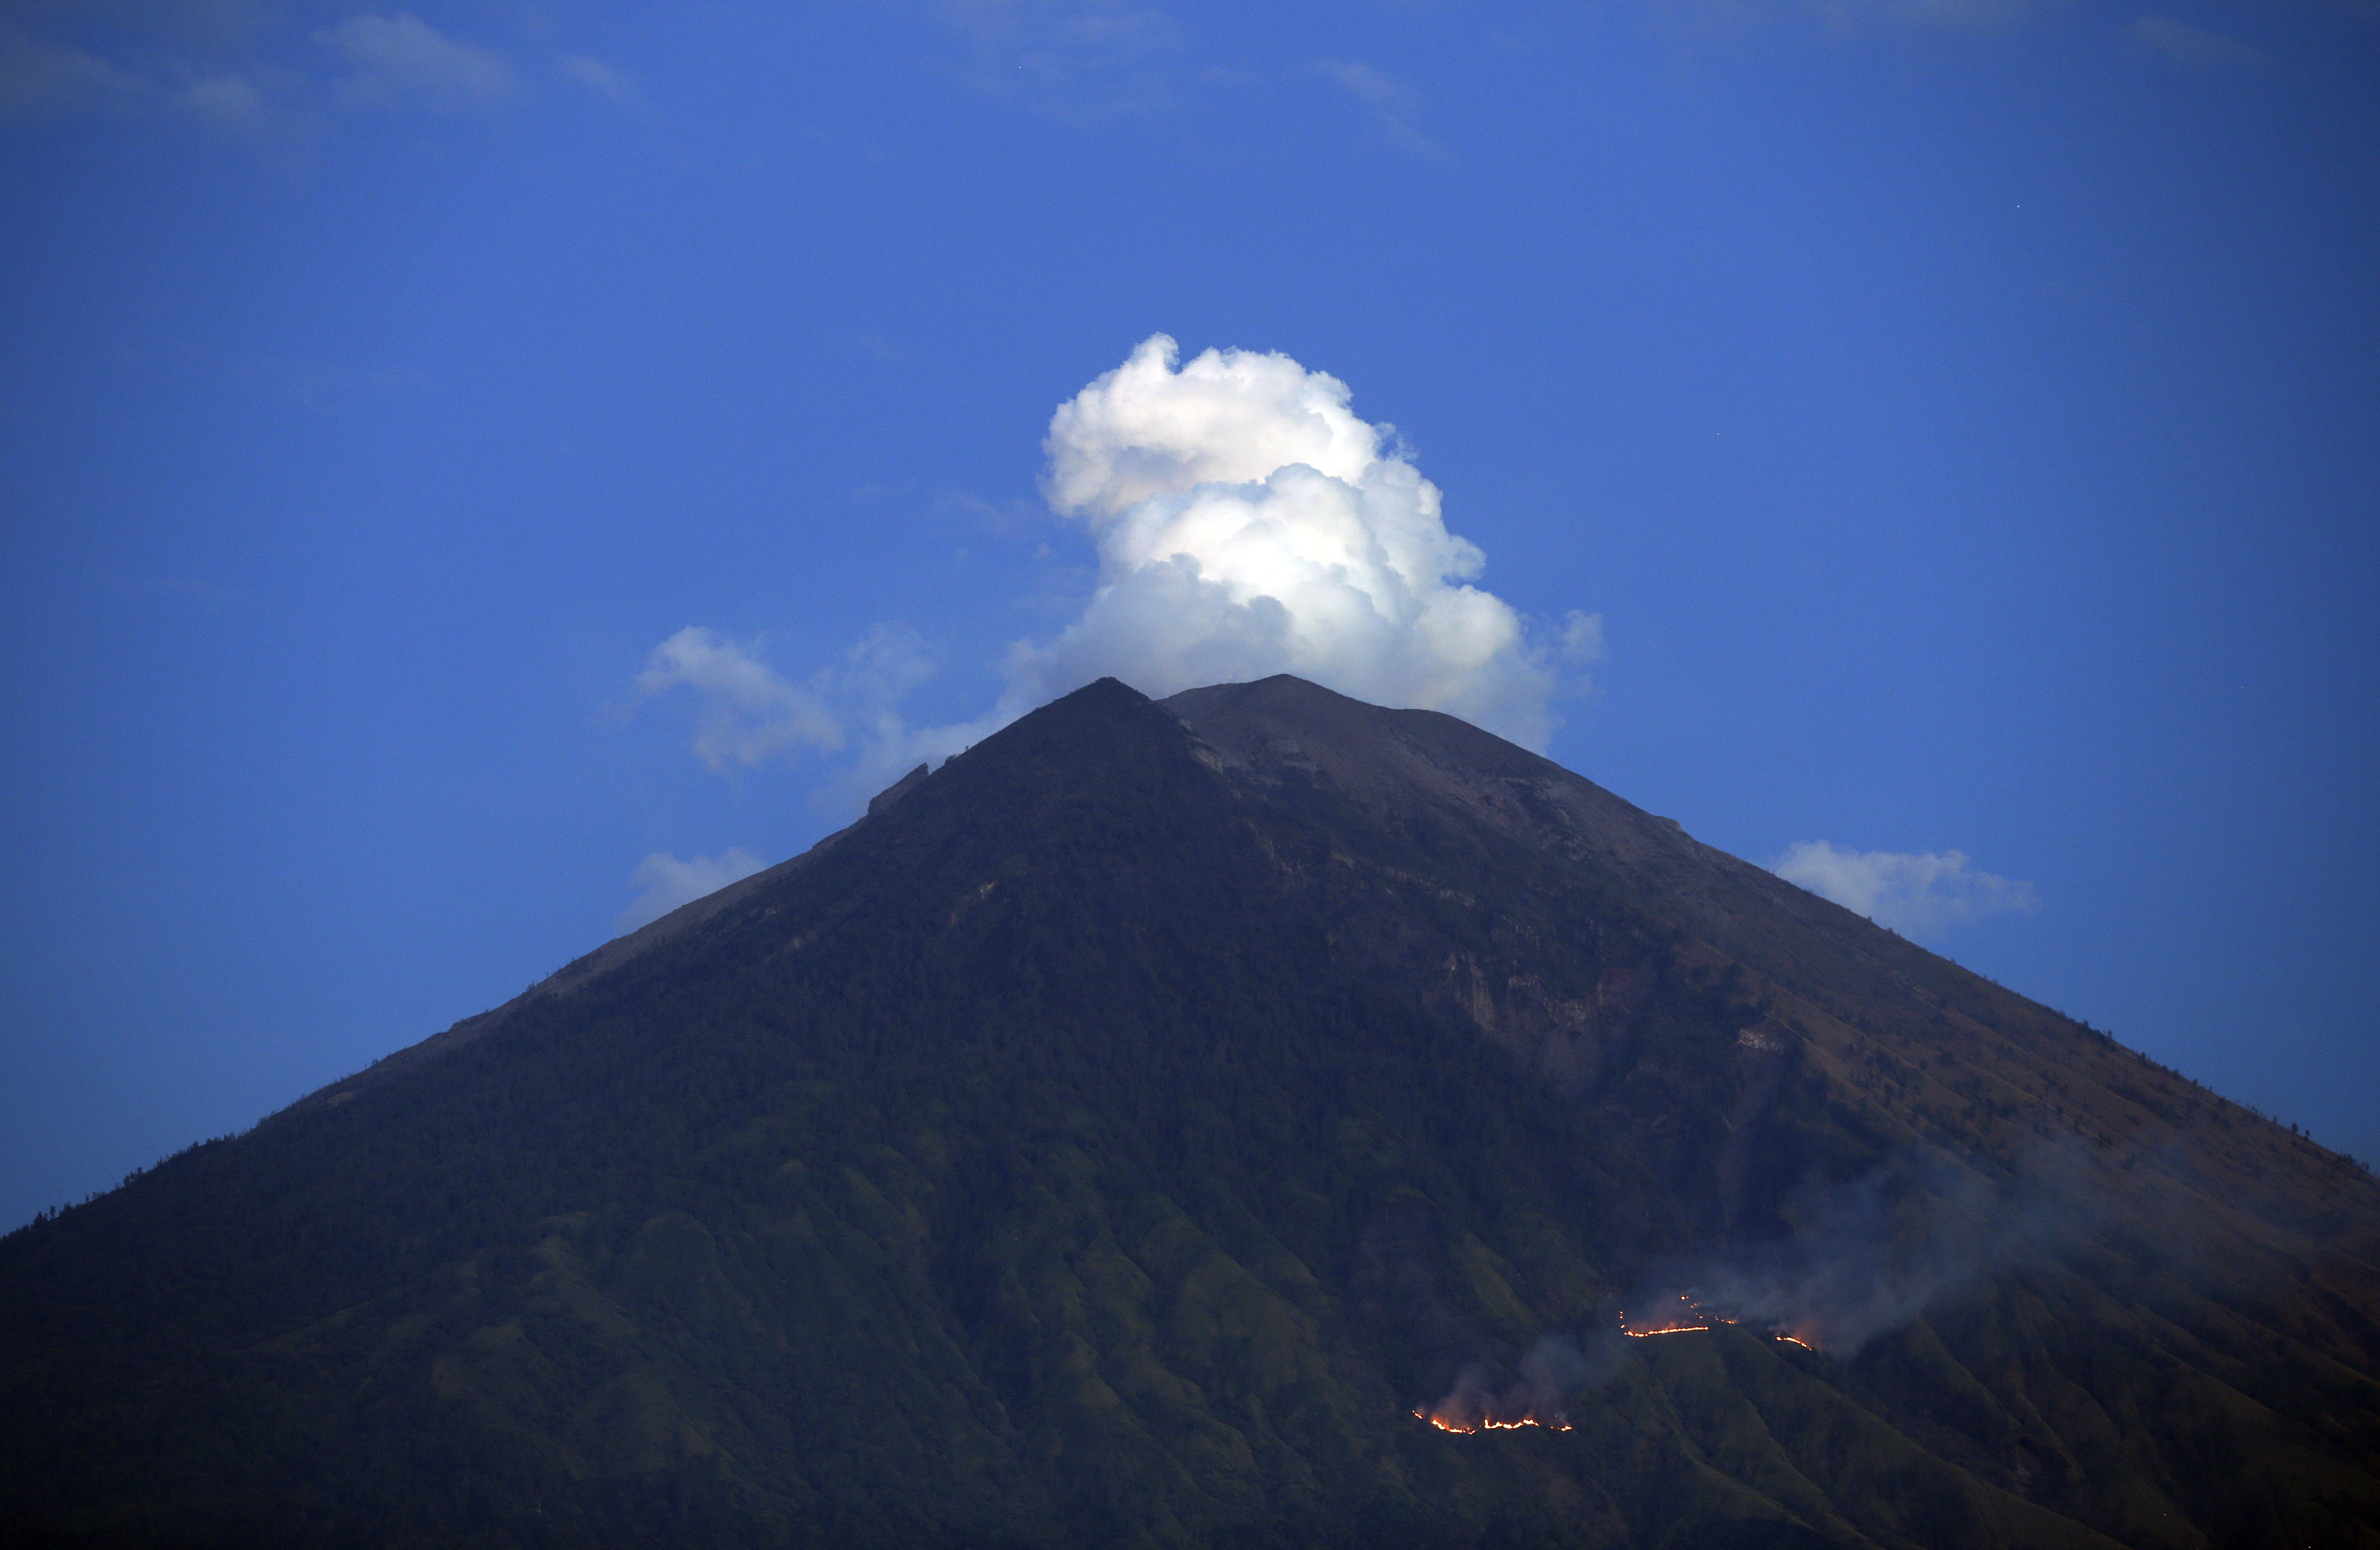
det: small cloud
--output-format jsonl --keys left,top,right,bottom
{"left": 1773, "top": 840, "right": 2039, "bottom": 937}
{"left": 631, "top": 621, "right": 975, "bottom": 805}
{"left": 634, "top": 626, "right": 845, "bottom": 770}
{"left": 554, "top": 52, "right": 636, "bottom": 103}
{"left": 316, "top": 11, "right": 516, "bottom": 112}
{"left": 1559, "top": 610, "right": 1605, "bottom": 664}
{"left": 0, "top": 25, "right": 143, "bottom": 116}
{"left": 1311, "top": 57, "right": 1450, "bottom": 160}
{"left": 2126, "top": 14, "right": 2269, "bottom": 68}
{"left": 617, "top": 848, "right": 767, "bottom": 932}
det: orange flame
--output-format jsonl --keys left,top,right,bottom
{"left": 1413, "top": 1407, "right": 1572, "bottom": 1434}
{"left": 1619, "top": 1292, "right": 1738, "bottom": 1338}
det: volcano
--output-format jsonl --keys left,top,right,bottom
{"left": 5, "top": 675, "right": 2378, "bottom": 1549}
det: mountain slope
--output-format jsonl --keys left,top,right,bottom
{"left": 2, "top": 675, "right": 2376, "bottom": 1550}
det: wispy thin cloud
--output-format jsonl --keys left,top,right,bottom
{"left": 171, "top": 70, "right": 274, "bottom": 132}
{"left": 0, "top": 25, "right": 144, "bottom": 116}
{"left": 316, "top": 12, "right": 516, "bottom": 111}
{"left": 1311, "top": 58, "right": 1450, "bottom": 160}
{"left": 0, "top": 7, "right": 630, "bottom": 137}
{"left": 554, "top": 52, "right": 637, "bottom": 105}
{"left": 2126, "top": 14, "right": 2270, "bottom": 69}
{"left": 936, "top": 0, "right": 1186, "bottom": 118}
{"left": 1655, "top": 0, "right": 2047, "bottom": 40}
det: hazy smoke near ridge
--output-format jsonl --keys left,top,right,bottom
{"left": 1773, "top": 840, "right": 2038, "bottom": 937}
{"left": 1015, "top": 333, "right": 1586, "bottom": 750}
{"left": 1682, "top": 1142, "right": 2102, "bottom": 1358}
{"left": 616, "top": 848, "right": 766, "bottom": 931}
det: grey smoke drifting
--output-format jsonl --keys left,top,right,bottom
{"left": 1686, "top": 1146, "right": 2087, "bottom": 1357}
{"left": 1423, "top": 1333, "right": 1626, "bottom": 1430}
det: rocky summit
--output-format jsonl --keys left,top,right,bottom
{"left": 4, "top": 675, "right": 2378, "bottom": 1549}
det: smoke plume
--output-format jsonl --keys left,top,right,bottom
{"left": 1685, "top": 1146, "right": 2086, "bottom": 1357}
{"left": 1423, "top": 1333, "right": 1626, "bottom": 1430}
{"left": 1016, "top": 334, "right": 1579, "bottom": 749}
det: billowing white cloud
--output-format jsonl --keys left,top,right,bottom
{"left": 1015, "top": 334, "right": 1574, "bottom": 748}
{"left": 617, "top": 848, "right": 767, "bottom": 932}
{"left": 1773, "top": 841, "right": 2039, "bottom": 936}
{"left": 316, "top": 12, "right": 515, "bottom": 111}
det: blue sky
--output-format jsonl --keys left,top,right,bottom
{"left": 2, "top": 0, "right": 2374, "bottom": 1230}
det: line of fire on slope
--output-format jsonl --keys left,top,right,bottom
{"left": 1413, "top": 1292, "right": 1819, "bottom": 1434}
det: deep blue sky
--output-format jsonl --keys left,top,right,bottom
{"left": 3, "top": 0, "right": 2375, "bottom": 1230}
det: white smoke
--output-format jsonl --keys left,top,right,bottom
{"left": 636, "top": 334, "right": 1590, "bottom": 802}
{"left": 617, "top": 848, "right": 767, "bottom": 932}
{"left": 1015, "top": 334, "right": 1577, "bottom": 749}
{"left": 1773, "top": 841, "right": 2038, "bottom": 937}
{"left": 1424, "top": 1332, "right": 1624, "bottom": 1429}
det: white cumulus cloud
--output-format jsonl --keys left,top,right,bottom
{"left": 617, "top": 849, "right": 768, "bottom": 932}
{"left": 1014, "top": 333, "right": 1574, "bottom": 748}
{"left": 1773, "top": 841, "right": 2039, "bottom": 937}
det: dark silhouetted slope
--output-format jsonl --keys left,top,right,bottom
{"left": 3, "top": 676, "right": 2376, "bottom": 1550}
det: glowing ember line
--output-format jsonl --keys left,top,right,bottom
{"left": 1617, "top": 1295, "right": 1739, "bottom": 1339}
{"left": 1774, "top": 1335, "right": 1815, "bottom": 1351}
{"left": 1624, "top": 1326, "right": 1710, "bottom": 1337}
{"left": 1413, "top": 1408, "right": 1571, "bottom": 1434}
